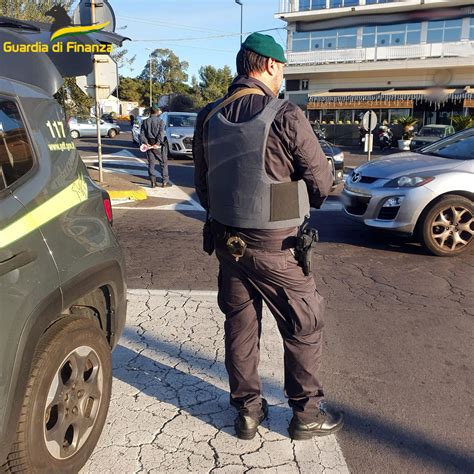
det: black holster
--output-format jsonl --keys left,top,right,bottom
{"left": 202, "top": 213, "right": 215, "bottom": 256}
{"left": 295, "top": 221, "right": 319, "bottom": 276}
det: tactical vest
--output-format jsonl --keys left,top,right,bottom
{"left": 206, "top": 95, "right": 310, "bottom": 229}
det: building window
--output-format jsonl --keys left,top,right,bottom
{"left": 301, "top": 80, "right": 309, "bottom": 90}
{"left": 0, "top": 98, "right": 35, "bottom": 191}
{"left": 292, "top": 27, "right": 357, "bottom": 52}
{"left": 427, "top": 19, "right": 462, "bottom": 44}
{"left": 470, "top": 17, "right": 474, "bottom": 40}
{"left": 362, "top": 23, "right": 421, "bottom": 48}
{"left": 299, "top": 0, "right": 326, "bottom": 11}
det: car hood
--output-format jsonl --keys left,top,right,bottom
{"left": 168, "top": 126, "right": 194, "bottom": 137}
{"left": 355, "top": 153, "right": 464, "bottom": 179}
{"left": 412, "top": 136, "right": 440, "bottom": 143}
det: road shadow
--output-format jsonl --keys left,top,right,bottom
{"left": 113, "top": 344, "right": 291, "bottom": 439}
{"left": 114, "top": 328, "right": 474, "bottom": 472}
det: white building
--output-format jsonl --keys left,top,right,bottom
{"left": 276, "top": 0, "right": 474, "bottom": 137}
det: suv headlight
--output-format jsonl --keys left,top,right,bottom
{"left": 170, "top": 133, "right": 182, "bottom": 139}
{"left": 385, "top": 176, "right": 435, "bottom": 188}
{"left": 332, "top": 152, "right": 344, "bottom": 163}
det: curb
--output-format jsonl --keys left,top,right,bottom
{"left": 108, "top": 188, "right": 148, "bottom": 201}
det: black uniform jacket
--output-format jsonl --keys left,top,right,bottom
{"left": 140, "top": 115, "right": 165, "bottom": 146}
{"left": 193, "top": 75, "right": 333, "bottom": 245}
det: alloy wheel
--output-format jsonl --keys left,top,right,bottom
{"left": 431, "top": 205, "right": 474, "bottom": 252}
{"left": 43, "top": 346, "right": 103, "bottom": 460}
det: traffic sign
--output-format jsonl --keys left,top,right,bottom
{"left": 73, "top": 0, "right": 116, "bottom": 32}
{"left": 76, "top": 54, "right": 118, "bottom": 100}
{"left": 362, "top": 111, "right": 378, "bottom": 132}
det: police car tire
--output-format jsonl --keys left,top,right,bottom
{"left": 108, "top": 129, "right": 117, "bottom": 138}
{"left": 70, "top": 130, "right": 80, "bottom": 139}
{"left": 5, "top": 316, "right": 112, "bottom": 473}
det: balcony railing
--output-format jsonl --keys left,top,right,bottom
{"left": 287, "top": 42, "right": 473, "bottom": 65}
{"left": 278, "top": 0, "right": 417, "bottom": 14}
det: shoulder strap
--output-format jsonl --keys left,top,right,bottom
{"left": 203, "top": 88, "right": 266, "bottom": 126}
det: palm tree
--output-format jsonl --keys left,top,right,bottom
{"left": 452, "top": 115, "right": 474, "bottom": 132}
{"left": 394, "top": 116, "right": 419, "bottom": 140}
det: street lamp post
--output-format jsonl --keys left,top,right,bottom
{"left": 147, "top": 48, "right": 153, "bottom": 109}
{"left": 235, "top": 0, "right": 243, "bottom": 46}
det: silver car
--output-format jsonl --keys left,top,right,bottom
{"left": 341, "top": 128, "right": 474, "bottom": 256}
{"left": 160, "top": 112, "right": 196, "bottom": 159}
{"left": 68, "top": 116, "right": 121, "bottom": 139}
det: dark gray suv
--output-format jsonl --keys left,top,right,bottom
{"left": 0, "top": 18, "right": 127, "bottom": 472}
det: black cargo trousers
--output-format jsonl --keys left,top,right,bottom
{"left": 215, "top": 238, "right": 325, "bottom": 424}
{"left": 146, "top": 147, "right": 169, "bottom": 184}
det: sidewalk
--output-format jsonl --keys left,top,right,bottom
{"left": 88, "top": 167, "right": 148, "bottom": 202}
{"left": 81, "top": 290, "right": 349, "bottom": 474}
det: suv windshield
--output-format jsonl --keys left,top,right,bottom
{"left": 168, "top": 115, "right": 196, "bottom": 128}
{"left": 420, "top": 130, "right": 474, "bottom": 160}
{"left": 418, "top": 127, "right": 446, "bottom": 137}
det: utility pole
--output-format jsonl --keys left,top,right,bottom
{"left": 91, "top": 1, "right": 104, "bottom": 182}
{"left": 235, "top": 0, "right": 243, "bottom": 46}
{"left": 147, "top": 48, "right": 153, "bottom": 109}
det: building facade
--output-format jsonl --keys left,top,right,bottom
{"left": 276, "top": 0, "right": 474, "bottom": 140}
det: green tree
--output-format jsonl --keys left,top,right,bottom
{"left": 118, "top": 76, "right": 143, "bottom": 103}
{"left": 198, "top": 65, "right": 234, "bottom": 103}
{"left": 139, "top": 49, "right": 189, "bottom": 95}
{"left": 0, "top": 0, "right": 74, "bottom": 21}
{"left": 169, "top": 93, "right": 200, "bottom": 112}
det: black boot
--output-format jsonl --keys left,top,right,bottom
{"left": 235, "top": 398, "right": 268, "bottom": 440}
{"left": 289, "top": 403, "right": 344, "bottom": 440}
{"left": 150, "top": 177, "right": 156, "bottom": 188}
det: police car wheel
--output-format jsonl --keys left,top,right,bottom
{"left": 70, "top": 130, "right": 80, "bottom": 139}
{"left": 6, "top": 316, "right": 112, "bottom": 472}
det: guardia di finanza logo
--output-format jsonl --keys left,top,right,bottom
{"left": 3, "top": 5, "right": 112, "bottom": 54}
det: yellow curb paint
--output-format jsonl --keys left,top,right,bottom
{"left": 108, "top": 189, "right": 148, "bottom": 201}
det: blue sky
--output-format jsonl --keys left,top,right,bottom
{"left": 108, "top": 0, "right": 287, "bottom": 81}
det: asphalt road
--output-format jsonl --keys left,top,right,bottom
{"left": 77, "top": 131, "right": 474, "bottom": 473}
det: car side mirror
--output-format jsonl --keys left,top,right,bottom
{"left": 100, "top": 120, "right": 105, "bottom": 124}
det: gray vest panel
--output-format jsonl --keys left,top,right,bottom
{"left": 207, "top": 98, "right": 310, "bottom": 229}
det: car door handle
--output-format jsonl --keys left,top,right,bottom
{"left": 0, "top": 250, "right": 37, "bottom": 277}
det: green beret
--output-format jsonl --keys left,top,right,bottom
{"left": 242, "top": 32, "right": 287, "bottom": 64}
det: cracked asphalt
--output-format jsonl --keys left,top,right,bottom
{"left": 82, "top": 290, "right": 348, "bottom": 473}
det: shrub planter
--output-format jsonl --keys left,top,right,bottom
{"left": 398, "top": 139, "right": 412, "bottom": 151}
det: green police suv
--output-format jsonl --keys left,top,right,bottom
{"left": 0, "top": 18, "right": 127, "bottom": 472}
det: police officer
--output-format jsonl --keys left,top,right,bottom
{"left": 193, "top": 33, "right": 344, "bottom": 440}
{"left": 140, "top": 107, "right": 171, "bottom": 188}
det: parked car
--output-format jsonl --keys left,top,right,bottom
{"left": 341, "top": 128, "right": 474, "bottom": 256}
{"left": 131, "top": 115, "right": 148, "bottom": 145}
{"left": 1, "top": 17, "right": 127, "bottom": 472}
{"left": 160, "top": 112, "right": 197, "bottom": 159}
{"left": 68, "top": 116, "right": 121, "bottom": 139}
{"left": 101, "top": 113, "right": 118, "bottom": 124}
{"left": 410, "top": 124, "right": 455, "bottom": 151}
{"left": 319, "top": 139, "right": 345, "bottom": 186}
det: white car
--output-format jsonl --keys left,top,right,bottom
{"left": 131, "top": 115, "right": 149, "bottom": 145}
